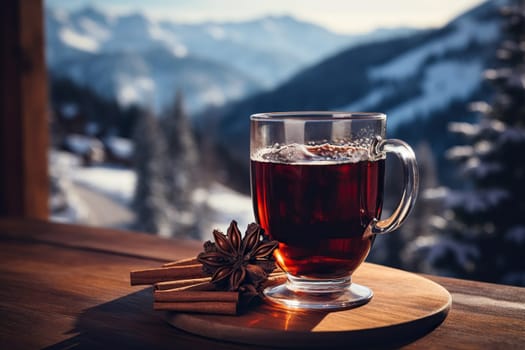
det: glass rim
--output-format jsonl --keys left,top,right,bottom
{"left": 250, "top": 111, "right": 386, "bottom": 121}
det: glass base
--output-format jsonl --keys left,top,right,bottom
{"left": 263, "top": 275, "right": 373, "bottom": 310}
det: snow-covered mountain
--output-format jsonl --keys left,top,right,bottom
{"left": 213, "top": 0, "right": 503, "bottom": 186}
{"left": 46, "top": 7, "right": 262, "bottom": 113}
{"left": 346, "top": 5, "right": 499, "bottom": 130}
{"left": 50, "top": 47, "right": 262, "bottom": 114}
{"left": 45, "top": 6, "right": 417, "bottom": 113}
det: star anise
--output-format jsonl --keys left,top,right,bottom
{"left": 197, "top": 221, "right": 278, "bottom": 294}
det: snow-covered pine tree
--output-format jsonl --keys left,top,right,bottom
{"left": 369, "top": 141, "right": 442, "bottom": 269}
{"left": 399, "top": 142, "right": 445, "bottom": 271}
{"left": 161, "top": 91, "right": 200, "bottom": 238}
{"left": 414, "top": 0, "right": 525, "bottom": 285}
{"left": 131, "top": 109, "right": 172, "bottom": 236}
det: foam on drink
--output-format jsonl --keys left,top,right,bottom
{"left": 252, "top": 143, "right": 374, "bottom": 164}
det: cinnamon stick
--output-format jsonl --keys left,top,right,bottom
{"left": 154, "top": 290, "right": 239, "bottom": 303}
{"left": 130, "top": 264, "right": 205, "bottom": 285}
{"left": 162, "top": 257, "right": 199, "bottom": 267}
{"left": 154, "top": 301, "right": 238, "bottom": 315}
{"left": 155, "top": 278, "right": 214, "bottom": 291}
{"left": 154, "top": 270, "right": 286, "bottom": 289}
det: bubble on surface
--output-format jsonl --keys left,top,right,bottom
{"left": 262, "top": 143, "right": 319, "bottom": 163}
{"left": 254, "top": 143, "right": 372, "bottom": 164}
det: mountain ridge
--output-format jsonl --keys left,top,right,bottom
{"left": 45, "top": 5, "right": 419, "bottom": 113}
{"left": 208, "top": 0, "right": 501, "bottom": 189}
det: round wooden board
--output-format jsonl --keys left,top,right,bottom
{"left": 165, "top": 263, "right": 451, "bottom": 348}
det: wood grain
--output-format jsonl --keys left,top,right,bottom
{"left": 0, "top": 219, "right": 524, "bottom": 349}
{"left": 165, "top": 263, "right": 451, "bottom": 348}
{"left": 0, "top": 0, "right": 48, "bottom": 219}
{"left": 0, "top": 218, "right": 202, "bottom": 262}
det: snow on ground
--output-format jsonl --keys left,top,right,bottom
{"left": 194, "top": 183, "right": 255, "bottom": 241}
{"left": 50, "top": 178, "right": 91, "bottom": 224}
{"left": 49, "top": 151, "right": 90, "bottom": 223}
{"left": 71, "top": 164, "right": 136, "bottom": 205}
{"left": 105, "top": 136, "right": 134, "bottom": 159}
{"left": 64, "top": 134, "right": 104, "bottom": 155}
{"left": 50, "top": 150, "right": 254, "bottom": 240}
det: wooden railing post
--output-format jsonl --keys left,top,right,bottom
{"left": 0, "top": 0, "right": 49, "bottom": 219}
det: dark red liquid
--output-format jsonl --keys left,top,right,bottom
{"left": 251, "top": 148, "right": 384, "bottom": 279}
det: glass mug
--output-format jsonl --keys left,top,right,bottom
{"left": 250, "top": 112, "right": 419, "bottom": 310}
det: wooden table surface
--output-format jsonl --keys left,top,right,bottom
{"left": 0, "top": 218, "right": 524, "bottom": 349}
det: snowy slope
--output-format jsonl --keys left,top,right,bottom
{"left": 384, "top": 60, "right": 485, "bottom": 129}
{"left": 369, "top": 16, "right": 499, "bottom": 81}
{"left": 345, "top": 59, "right": 487, "bottom": 129}
{"left": 343, "top": 12, "right": 500, "bottom": 129}
{"left": 214, "top": 0, "right": 502, "bottom": 174}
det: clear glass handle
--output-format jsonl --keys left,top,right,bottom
{"left": 367, "top": 138, "right": 419, "bottom": 236}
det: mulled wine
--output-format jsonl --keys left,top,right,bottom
{"left": 251, "top": 144, "right": 385, "bottom": 279}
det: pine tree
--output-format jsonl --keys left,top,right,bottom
{"left": 160, "top": 91, "right": 200, "bottom": 238}
{"left": 401, "top": 142, "right": 445, "bottom": 271}
{"left": 416, "top": 0, "right": 525, "bottom": 285}
{"left": 370, "top": 141, "right": 443, "bottom": 271}
{"left": 131, "top": 109, "right": 172, "bottom": 236}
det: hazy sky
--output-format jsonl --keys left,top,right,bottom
{"left": 46, "top": 0, "right": 486, "bottom": 34}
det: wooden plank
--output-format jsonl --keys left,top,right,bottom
{"left": 407, "top": 275, "right": 525, "bottom": 349}
{"left": 0, "top": 234, "right": 248, "bottom": 350}
{"left": 0, "top": 218, "right": 202, "bottom": 262}
{"left": 0, "top": 219, "right": 523, "bottom": 349}
{"left": 0, "top": 0, "right": 49, "bottom": 219}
